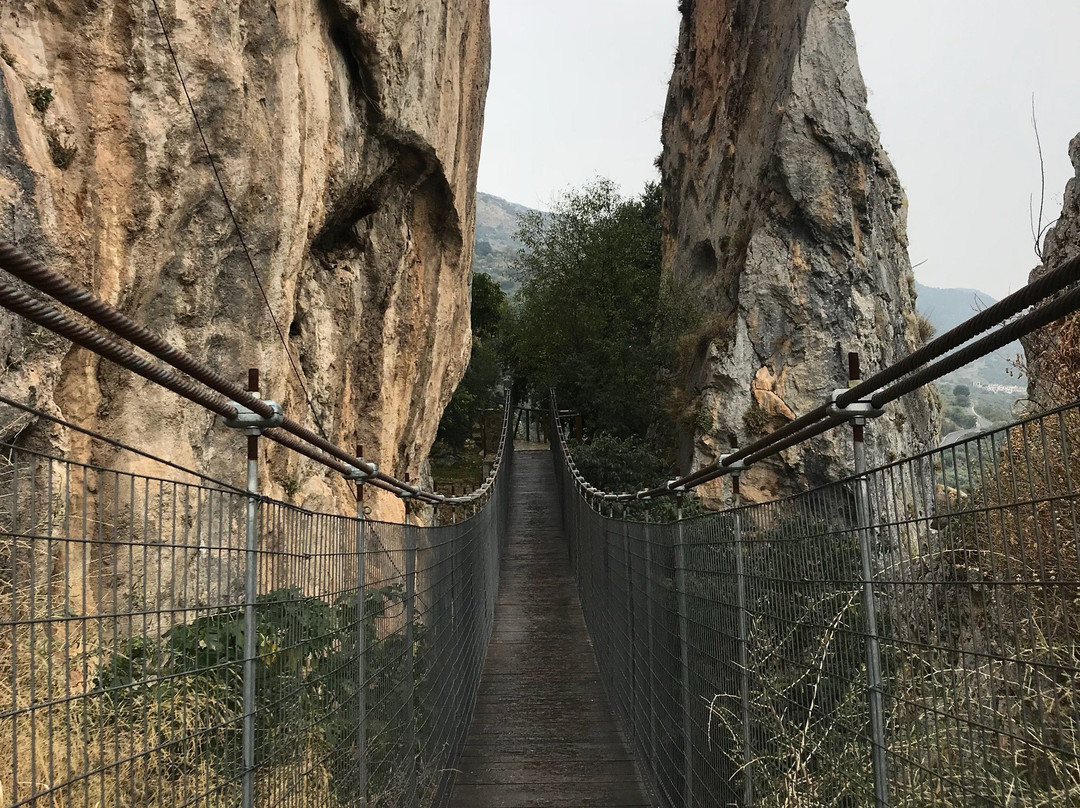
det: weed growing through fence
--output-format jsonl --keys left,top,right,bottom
{"left": 885, "top": 410, "right": 1080, "bottom": 806}
{"left": 0, "top": 448, "right": 432, "bottom": 808}
{"left": 705, "top": 508, "right": 873, "bottom": 807}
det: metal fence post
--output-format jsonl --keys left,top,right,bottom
{"left": 241, "top": 369, "right": 260, "bottom": 808}
{"left": 732, "top": 474, "right": 753, "bottom": 807}
{"left": 849, "top": 354, "right": 890, "bottom": 808}
{"left": 403, "top": 475, "right": 418, "bottom": 808}
{"left": 644, "top": 521, "right": 659, "bottom": 785}
{"left": 674, "top": 493, "right": 694, "bottom": 806}
{"left": 623, "top": 518, "right": 636, "bottom": 742}
{"left": 355, "top": 445, "right": 368, "bottom": 807}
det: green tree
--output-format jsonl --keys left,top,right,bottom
{"left": 510, "top": 180, "right": 678, "bottom": 442}
{"left": 953, "top": 384, "right": 971, "bottom": 399}
{"left": 470, "top": 271, "right": 508, "bottom": 341}
{"left": 436, "top": 273, "right": 508, "bottom": 448}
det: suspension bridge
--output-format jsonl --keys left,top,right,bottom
{"left": 1, "top": 238, "right": 1080, "bottom": 808}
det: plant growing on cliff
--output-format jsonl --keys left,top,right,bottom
{"left": 47, "top": 132, "right": 77, "bottom": 169}
{"left": 26, "top": 84, "right": 52, "bottom": 113}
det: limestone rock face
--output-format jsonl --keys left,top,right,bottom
{"left": 661, "top": 0, "right": 938, "bottom": 502}
{"left": 0, "top": 0, "right": 490, "bottom": 519}
{"left": 1022, "top": 134, "right": 1080, "bottom": 409}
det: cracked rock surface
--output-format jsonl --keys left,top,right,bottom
{"left": 661, "top": 0, "right": 938, "bottom": 502}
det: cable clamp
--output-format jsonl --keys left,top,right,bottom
{"left": 719, "top": 454, "right": 748, "bottom": 474}
{"left": 343, "top": 462, "right": 379, "bottom": 482}
{"left": 224, "top": 400, "right": 284, "bottom": 435}
{"left": 826, "top": 389, "right": 885, "bottom": 423}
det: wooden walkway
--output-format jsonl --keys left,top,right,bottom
{"left": 449, "top": 450, "right": 652, "bottom": 808}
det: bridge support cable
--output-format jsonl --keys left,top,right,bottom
{"left": 0, "top": 240, "right": 516, "bottom": 507}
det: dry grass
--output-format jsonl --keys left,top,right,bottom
{"left": 888, "top": 407, "right": 1080, "bottom": 806}
{"left": 705, "top": 406, "right": 1080, "bottom": 806}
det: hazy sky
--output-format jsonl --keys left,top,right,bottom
{"left": 477, "top": 1, "right": 1080, "bottom": 299}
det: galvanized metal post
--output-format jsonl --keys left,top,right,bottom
{"left": 644, "top": 522, "right": 659, "bottom": 783}
{"left": 732, "top": 474, "right": 753, "bottom": 807}
{"left": 241, "top": 369, "right": 259, "bottom": 808}
{"left": 849, "top": 353, "right": 890, "bottom": 808}
{"left": 623, "top": 518, "right": 636, "bottom": 741}
{"left": 403, "top": 474, "right": 418, "bottom": 808}
{"left": 674, "top": 492, "right": 694, "bottom": 806}
{"left": 355, "top": 445, "right": 368, "bottom": 807}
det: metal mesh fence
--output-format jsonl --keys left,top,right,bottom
{"left": 0, "top": 424, "right": 511, "bottom": 808}
{"left": 553, "top": 401, "right": 1080, "bottom": 807}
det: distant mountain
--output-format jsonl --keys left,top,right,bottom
{"left": 472, "top": 192, "right": 542, "bottom": 294}
{"left": 915, "top": 282, "right": 996, "bottom": 335}
{"left": 914, "top": 282, "right": 1023, "bottom": 385}
{"left": 914, "top": 281, "right": 1026, "bottom": 434}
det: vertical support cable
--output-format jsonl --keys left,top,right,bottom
{"left": 732, "top": 474, "right": 753, "bottom": 807}
{"left": 674, "top": 493, "right": 694, "bottom": 806}
{"left": 241, "top": 369, "right": 260, "bottom": 808}
{"left": 403, "top": 474, "right": 418, "bottom": 808}
{"left": 850, "top": 353, "right": 890, "bottom": 807}
{"left": 355, "top": 445, "right": 368, "bottom": 808}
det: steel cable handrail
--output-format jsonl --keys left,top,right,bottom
{"left": 0, "top": 241, "right": 510, "bottom": 507}
{"left": 554, "top": 250, "right": 1080, "bottom": 502}
{"left": 0, "top": 242, "right": 429, "bottom": 501}
{"left": 653, "top": 253, "right": 1080, "bottom": 493}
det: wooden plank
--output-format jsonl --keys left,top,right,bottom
{"left": 448, "top": 450, "right": 652, "bottom": 807}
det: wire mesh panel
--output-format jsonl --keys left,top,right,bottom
{"left": 553, "top": 401, "right": 1080, "bottom": 808}
{"left": 0, "top": 414, "right": 512, "bottom": 807}
{"left": 868, "top": 404, "right": 1080, "bottom": 807}
{"left": 0, "top": 443, "right": 250, "bottom": 807}
{"left": 734, "top": 484, "right": 876, "bottom": 806}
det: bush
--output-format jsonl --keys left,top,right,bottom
{"left": 437, "top": 273, "right": 508, "bottom": 449}
{"left": 27, "top": 84, "right": 52, "bottom": 113}
{"left": 47, "top": 132, "right": 77, "bottom": 169}
{"left": 91, "top": 583, "right": 428, "bottom": 806}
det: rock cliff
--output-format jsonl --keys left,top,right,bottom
{"left": 0, "top": 0, "right": 490, "bottom": 519}
{"left": 1022, "top": 133, "right": 1080, "bottom": 409}
{"left": 661, "top": 0, "right": 938, "bottom": 502}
